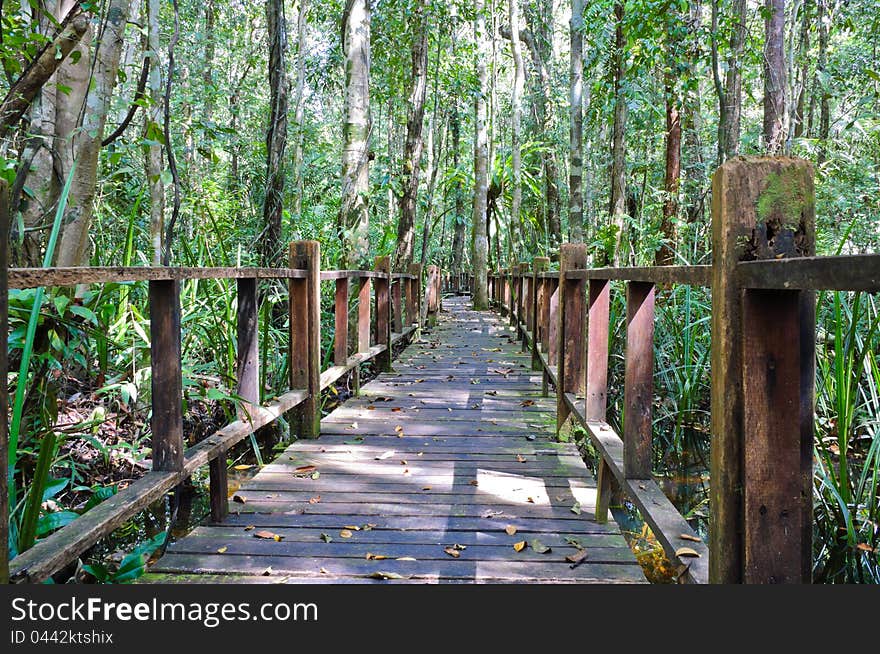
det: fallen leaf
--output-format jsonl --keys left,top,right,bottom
{"left": 261, "top": 566, "right": 273, "bottom": 576}
{"left": 308, "top": 495, "right": 321, "bottom": 504}
{"left": 391, "top": 407, "right": 403, "bottom": 412}
{"left": 233, "top": 464, "right": 253, "bottom": 471}
{"left": 340, "top": 529, "right": 353, "bottom": 538}
{"left": 527, "top": 497, "right": 535, "bottom": 503}
{"left": 564, "top": 537, "right": 583, "bottom": 548}
{"left": 320, "top": 533, "right": 332, "bottom": 543}
{"left": 422, "top": 486, "right": 432, "bottom": 491}
{"left": 856, "top": 543, "right": 875, "bottom": 553}
{"left": 469, "top": 480, "right": 479, "bottom": 486}
{"left": 566, "top": 550, "right": 589, "bottom": 568}
{"left": 232, "top": 494, "right": 247, "bottom": 504}
{"left": 530, "top": 539, "right": 552, "bottom": 554}
{"left": 343, "top": 525, "right": 361, "bottom": 531}
{"left": 400, "top": 460, "right": 408, "bottom": 465}
{"left": 520, "top": 399, "right": 535, "bottom": 407}
{"left": 485, "top": 390, "right": 498, "bottom": 396}
{"left": 375, "top": 451, "right": 395, "bottom": 460}
{"left": 513, "top": 541, "right": 527, "bottom": 552}
{"left": 571, "top": 502, "right": 582, "bottom": 515}
{"left": 311, "top": 471, "right": 320, "bottom": 480}
{"left": 243, "top": 525, "right": 255, "bottom": 532}
{"left": 394, "top": 425, "right": 404, "bottom": 433}
{"left": 320, "top": 567, "right": 328, "bottom": 574}
{"left": 366, "top": 553, "right": 388, "bottom": 560}
{"left": 368, "top": 571, "right": 405, "bottom": 580}
{"left": 516, "top": 454, "right": 526, "bottom": 463}
{"left": 363, "top": 523, "right": 377, "bottom": 530}
{"left": 505, "top": 525, "right": 517, "bottom": 536}
{"left": 217, "top": 546, "right": 228, "bottom": 554}
{"left": 675, "top": 546, "right": 702, "bottom": 558}
{"left": 444, "top": 547, "right": 461, "bottom": 558}
{"left": 254, "top": 530, "right": 284, "bottom": 542}
{"left": 679, "top": 533, "right": 702, "bottom": 543}
{"left": 367, "top": 405, "right": 376, "bottom": 410}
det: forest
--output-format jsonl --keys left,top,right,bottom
{"left": 0, "top": 0, "right": 878, "bottom": 584}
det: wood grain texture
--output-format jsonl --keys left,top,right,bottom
{"left": 624, "top": 282, "right": 655, "bottom": 479}
{"left": 334, "top": 277, "right": 350, "bottom": 365}
{"left": 289, "top": 241, "right": 321, "bottom": 438}
{"left": 149, "top": 297, "right": 643, "bottom": 584}
{"left": 557, "top": 244, "right": 587, "bottom": 430}
{"left": 148, "top": 280, "right": 184, "bottom": 472}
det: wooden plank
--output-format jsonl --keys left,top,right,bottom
{"left": 561, "top": 265, "right": 711, "bottom": 286}
{"left": 357, "top": 276, "right": 372, "bottom": 352}
{"left": 8, "top": 266, "right": 308, "bottom": 289}
{"left": 624, "top": 281, "right": 654, "bottom": 479}
{"left": 710, "top": 156, "right": 815, "bottom": 583}
{"left": 742, "top": 289, "right": 813, "bottom": 583}
{"left": 392, "top": 277, "right": 403, "bottom": 332}
{"left": 289, "top": 241, "right": 321, "bottom": 438}
{"left": 334, "top": 277, "right": 349, "bottom": 365}
{"left": 374, "top": 256, "right": 392, "bottom": 371}
{"left": 737, "top": 254, "right": 880, "bottom": 292}
{"left": 531, "top": 257, "right": 550, "bottom": 370}
{"left": 148, "top": 279, "right": 183, "bottom": 472}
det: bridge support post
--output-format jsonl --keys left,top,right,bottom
{"left": 546, "top": 277, "right": 559, "bottom": 398}
{"left": 556, "top": 244, "right": 587, "bottom": 433}
{"left": 354, "top": 273, "right": 372, "bottom": 395}
{"left": 334, "top": 277, "right": 350, "bottom": 366}
{"left": 392, "top": 276, "right": 403, "bottom": 334}
{"left": 587, "top": 279, "right": 612, "bottom": 522}
{"left": 519, "top": 262, "right": 530, "bottom": 350}
{"left": 531, "top": 258, "right": 550, "bottom": 370}
{"left": 289, "top": 241, "right": 321, "bottom": 439}
{"left": 407, "top": 263, "right": 422, "bottom": 340}
{"left": 710, "top": 157, "right": 815, "bottom": 583}
{"left": 374, "top": 256, "right": 392, "bottom": 372}
{"left": 623, "top": 281, "right": 655, "bottom": 479}
{"left": 149, "top": 279, "right": 184, "bottom": 472}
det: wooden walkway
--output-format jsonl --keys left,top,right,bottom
{"left": 143, "top": 297, "right": 645, "bottom": 584}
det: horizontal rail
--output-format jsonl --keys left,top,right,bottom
{"left": 9, "top": 389, "right": 309, "bottom": 583}
{"left": 8, "top": 266, "right": 308, "bottom": 289}
{"left": 319, "top": 344, "right": 388, "bottom": 391}
{"left": 533, "top": 265, "right": 711, "bottom": 286}
{"left": 737, "top": 254, "right": 880, "bottom": 292}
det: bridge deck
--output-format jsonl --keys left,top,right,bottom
{"left": 143, "top": 297, "right": 645, "bottom": 583}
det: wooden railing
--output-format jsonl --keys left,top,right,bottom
{"left": 485, "top": 157, "right": 880, "bottom": 584}
{"left": 4, "top": 241, "right": 424, "bottom": 583}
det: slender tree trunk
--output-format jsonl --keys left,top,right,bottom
{"left": 56, "top": 0, "right": 131, "bottom": 266}
{"left": 682, "top": 0, "right": 706, "bottom": 225}
{"left": 816, "top": 0, "right": 829, "bottom": 164}
{"left": 792, "top": 0, "right": 811, "bottom": 139}
{"left": 610, "top": 0, "right": 628, "bottom": 265}
{"left": 393, "top": 0, "right": 429, "bottom": 272}
{"left": 763, "top": 0, "right": 786, "bottom": 153}
{"left": 202, "top": 1, "right": 216, "bottom": 128}
{"left": 509, "top": 0, "right": 525, "bottom": 252}
{"left": 712, "top": 0, "right": 747, "bottom": 164}
{"left": 658, "top": 10, "right": 682, "bottom": 266}
{"left": 261, "top": 0, "right": 289, "bottom": 267}
{"left": 292, "top": 0, "right": 308, "bottom": 232}
{"left": 339, "top": 0, "right": 371, "bottom": 270}
{"left": 471, "top": 0, "right": 489, "bottom": 309}
{"left": 145, "top": 0, "right": 164, "bottom": 265}
{"left": 569, "top": 0, "right": 584, "bottom": 243}
{"left": 450, "top": 94, "right": 466, "bottom": 279}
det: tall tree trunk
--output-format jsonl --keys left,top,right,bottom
{"left": 471, "top": 0, "right": 489, "bottom": 309}
{"left": 682, "top": 0, "right": 706, "bottom": 226}
{"left": 657, "top": 10, "right": 682, "bottom": 266}
{"left": 509, "top": 0, "right": 525, "bottom": 252}
{"left": 610, "top": 0, "right": 628, "bottom": 265}
{"left": 261, "top": 0, "right": 289, "bottom": 267}
{"left": 339, "top": 0, "right": 371, "bottom": 270}
{"left": 569, "top": 0, "right": 584, "bottom": 243}
{"left": 712, "top": 0, "right": 747, "bottom": 164}
{"left": 450, "top": 94, "right": 466, "bottom": 279}
{"left": 56, "top": 0, "right": 131, "bottom": 266}
{"left": 145, "top": 0, "right": 164, "bottom": 265}
{"left": 393, "top": 0, "right": 429, "bottom": 272}
{"left": 763, "top": 0, "right": 786, "bottom": 153}
{"left": 292, "top": 0, "right": 308, "bottom": 232}
{"left": 792, "top": 0, "right": 811, "bottom": 139}
{"left": 202, "top": 1, "right": 216, "bottom": 128}
{"left": 815, "top": 0, "right": 829, "bottom": 164}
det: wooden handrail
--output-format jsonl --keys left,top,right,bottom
{"left": 5, "top": 245, "right": 428, "bottom": 583}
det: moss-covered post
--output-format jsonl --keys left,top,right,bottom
{"left": 710, "top": 156, "right": 815, "bottom": 583}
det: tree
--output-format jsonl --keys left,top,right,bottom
{"left": 609, "top": 0, "right": 628, "bottom": 265}
{"left": 508, "top": 0, "right": 525, "bottom": 253}
{"left": 261, "top": 0, "right": 290, "bottom": 267}
{"left": 339, "top": 0, "right": 372, "bottom": 270}
{"left": 145, "top": 0, "right": 165, "bottom": 265}
{"left": 712, "top": 0, "right": 747, "bottom": 163}
{"left": 569, "top": 0, "right": 584, "bottom": 243}
{"left": 657, "top": 5, "right": 683, "bottom": 266}
{"left": 393, "top": 0, "right": 429, "bottom": 272}
{"left": 763, "top": 0, "right": 786, "bottom": 153}
{"left": 471, "top": 0, "right": 489, "bottom": 309}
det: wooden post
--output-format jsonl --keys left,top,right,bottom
{"left": 709, "top": 156, "right": 815, "bottom": 583}
{"left": 392, "top": 277, "right": 403, "bottom": 333}
{"left": 0, "top": 180, "right": 9, "bottom": 583}
{"left": 374, "top": 256, "right": 392, "bottom": 371}
{"left": 408, "top": 263, "right": 422, "bottom": 338}
{"left": 546, "top": 279, "right": 559, "bottom": 397}
{"left": 531, "top": 258, "right": 550, "bottom": 370}
{"left": 556, "top": 244, "right": 587, "bottom": 431}
{"left": 334, "top": 277, "right": 350, "bottom": 365}
{"left": 519, "top": 262, "right": 530, "bottom": 349}
{"left": 509, "top": 263, "right": 519, "bottom": 328}
{"left": 623, "top": 281, "right": 655, "bottom": 479}
{"left": 289, "top": 241, "right": 321, "bottom": 439}
{"left": 354, "top": 274, "right": 372, "bottom": 395}
{"left": 149, "top": 280, "right": 184, "bottom": 472}
{"left": 587, "top": 278, "right": 613, "bottom": 522}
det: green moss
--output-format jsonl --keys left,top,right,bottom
{"left": 756, "top": 169, "right": 811, "bottom": 227}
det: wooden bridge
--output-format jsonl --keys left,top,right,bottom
{"left": 3, "top": 157, "right": 880, "bottom": 584}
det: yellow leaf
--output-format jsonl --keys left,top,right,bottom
{"left": 343, "top": 525, "right": 361, "bottom": 531}
{"left": 243, "top": 525, "right": 255, "bottom": 531}
{"left": 217, "top": 546, "right": 228, "bottom": 554}
{"left": 233, "top": 464, "right": 253, "bottom": 471}
{"left": 513, "top": 541, "right": 527, "bottom": 552}
{"left": 340, "top": 529, "right": 353, "bottom": 538}
{"left": 366, "top": 553, "right": 388, "bottom": 560}
{"left": 675, "top": 546, "right": 701, "bottom": 558}
{"left": 679, "top": 533, "right": 702, "bottom": 543}
{"left": 505, "top": 525, "right": 517, "bottom": 536}
{"left": 444, "top": 547, "right": 461, "bottom": 558}
{"left": 254, "top": 530, "right": 284, "bottom": 541}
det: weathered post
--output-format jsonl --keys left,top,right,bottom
{"left": 531, "top": 258, "right": 550, "bottom": 370}
{"left": 392, "top": 276, "right": 403, "bottom": 333}
{"left": 374, "top": 256, "right": 392, "bottom": 371}
{"left": 556, "top": 244, "right": 587, "bottom": 432}
{"left": 710, "top": 156, "right": 815, "bottom": 583}
{"left": 546, "top": 278, "right": 559, "bottom": 397}
{"left": 586, "top": 279, "right": 612, "bottom": 521}
{"left": 149, "top": 279, "right": 184, "bottom": 472}
{"left": 519, "top": 261, "right": 530, "bottom": 349}
{"left": 426, "top": 264, "right": 440, "bottom": 325}
{"left": 623, "top": 281, "right": 655, "bottom": 479}
{"left": 289, "top": 241, "right": 321, "bottom": 438}
{"left": 408, "top": 263, "right": 422, "bottom": 339}
{"left": 334, "top": 277, "right": 350, "bottom": 366}
{"left": 354, "top": 273, "right": 372, "bottom": 395}
{"left": 509, "top": 262, "right": 520, "bottom": 328}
